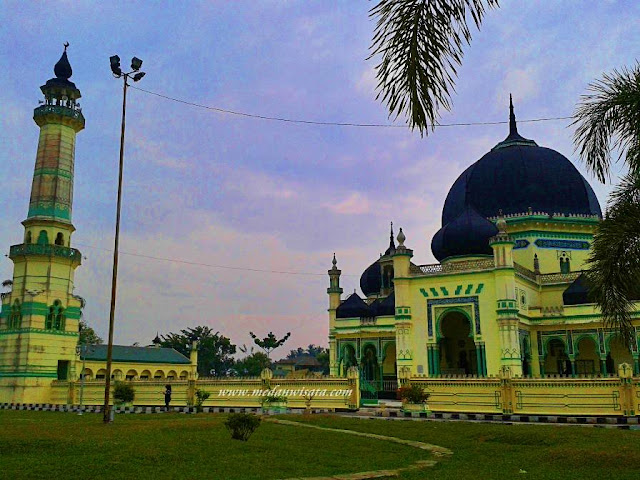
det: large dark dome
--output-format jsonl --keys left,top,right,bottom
{"left": 441, "top": 106, "right": 602, "bottom": 225}
{"left": 431, "top": 100, "right": 602, "bottom": 262}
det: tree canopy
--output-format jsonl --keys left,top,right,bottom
{"left": 249, "top": 331, "right": 291, "bottom": 358}
{"left": 160, "top": 326, "right": 236, "bottom": 377}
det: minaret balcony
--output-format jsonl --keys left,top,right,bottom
{"left": 33, "top": 104, "right": 85, "bottom": 130}
{"left": 9, "top": 243, "right": 82, "bottom": 264}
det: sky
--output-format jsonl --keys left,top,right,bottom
{"left": 0, "top": 1, "right": 638, "bottom": 357}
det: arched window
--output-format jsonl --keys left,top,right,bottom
{"left": 37, "top": 230, "right": 49, "bottom": 245}
{"left": 9, "top": 300, "right": 22, "bottom": 329}
{"left": 45, "top": 300, "right": 65, "bottom": 330}
{"left": 55, "top": 232, "right": 64, "bottom": 246}
{"left": 25, "top": 231, "right": 32, "bottom": 244}
{"left": 559, "top": 252, "right": 571, "bottom": 274}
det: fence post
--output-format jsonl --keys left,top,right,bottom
{"left": 347, "top": 366, "right": 360, "bottom": 409}
{"left": 187, "top": 379, "right": 196, "bottom": 407}
{"left": 499, "top": 366, "right": 514, "bottom": 414}
{"left": 618, "top": 363, "right": 634, "bottom": 416}
{"left": 67, "top": 381, "right": 76, "bottom": 406}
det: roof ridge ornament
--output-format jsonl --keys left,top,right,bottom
{"left": 491, "top": 95, "right": 537, "bottom": 150}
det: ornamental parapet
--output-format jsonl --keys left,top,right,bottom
{"left": 33, "top": 104, "right": 85, "bottom": 130}
{"left": 9, "top": 243, "right": 82, "bottom": 264}
{"left": 411, "top": 258, "right": 494, "bottom": 276}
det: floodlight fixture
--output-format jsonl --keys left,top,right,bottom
{"left": 109, "top": 55, "right": 122, "bottom": 77}
{"left": 133, "top": 72, "right": 146, "bottom": 82}
{"left": 131, "top": 57, "right": 143, "bottom": 71}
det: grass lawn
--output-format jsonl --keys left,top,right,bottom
{"left": 2, "top": 410, "right": 640, "bottom": 480}
{"left": 294, "top": 415, "right": 640, "bottom": 480}
{"left": 0, "top": 410, "right": 432, "bottom": 480}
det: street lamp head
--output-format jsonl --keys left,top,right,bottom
{"left": 110, "top": 55, "right": 122, "bottom": 77}
{"left": 131, "top": 57, "right": 143, "bottom": 71}
{"left": 132, "top": 71, "right": 146, "bottom": 82}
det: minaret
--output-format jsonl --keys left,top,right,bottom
{"left": 327, "top": 254, "right": 343, "bottom": 376}
{"left": 0, "top": 46, "right": 85, "bottom": 403}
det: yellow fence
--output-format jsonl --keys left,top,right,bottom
{"left": 410, "top": 365, "right": 640, "bottom": 417}
{"left": 50, "top": 368, "right": 360, "bottom": 410}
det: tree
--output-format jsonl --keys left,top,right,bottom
{"left": 160, "top": 326, "right": 236, "bottom": 377}
{"left": 573, "top": 64, "right": 640, "bottom": 346}
{"left": 285, "top": 344, "right": 329, "bottom": 374}
{"left": 249, "top": 331, "right": 291, "bottom": 359}
{"left": 78, "top": 319, "right": 103, "bottom": 345}
{"left": 369, "top": 0, "right": 498, "bottom": 134}
{"left": 233, "top": 352, "right": 271, "bottom": 377}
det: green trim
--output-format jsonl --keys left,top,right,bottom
{"left": 33, "top": 167, "right": 73, "bottom": 179}
{"left": 0, "top": 372, "right": 58, "bottom": 378}
{"left": 475, "top": 283, "right": 484, "bottom": 294}
{"left": 429, "top": 288, "right": 439, "bottom": 297}
{"left": 9, "top": 243, "right": 81, "bottom": 263}
{"left": 394, "top": 315, "right": 411, "bottom": 320}
{"left": 506, "top": 216, "right": 599, "bottom": 226}
{"left": 454, "top": 285, "right": 462, "bottom": 295}
{"left": 0, "top": 327, "right": 78, "bottom": 337}
{"left": 420, "top": 288, "right": 428, "bottom": 298}
{"left": 510, "top": 230, "right": 595, "bottom": 240}
{"left": 489, "top": 240, "right": 515, "bottom": 246}
{"left": 440, "top": 286, "right": 449, "bottom": 296}
{"left": 27, "top": 203, "right": 71, "bottom": 221}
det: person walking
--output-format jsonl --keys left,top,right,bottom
{"left": 164, "top": 384, "right": 172, "bottom": 412}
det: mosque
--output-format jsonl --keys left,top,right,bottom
{"left": 0, "top": 49, "right": 196, "bottom": 404}
{"left": 327, "top": 98, "right": 640, "bottom": 399}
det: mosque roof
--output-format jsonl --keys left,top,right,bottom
{"left": 563, "top": 273, "right": 640, "bottom": 306}
{"left": 82, "top": 345, "right": 191, "bottom": 364}
{"left": 369, "top": 291, "right": 395, "bottom": 317}
{"left": 336, "top": 293, "right": 371, "bottom": 318}
{"left": 432, "top": 98, "right": 602, "bottom": 261}
{"left": 441, "top": 98, "right": 602, "bottom": 226}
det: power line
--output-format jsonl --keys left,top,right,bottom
{"left": 130, "top": 85, "right": 572, "bottom": 128}
{"left": 74, "top": 242, "right": 358, "bottom": 277}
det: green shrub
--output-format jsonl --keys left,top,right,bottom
{"left": 113, "top": 382, "right": 135, "bottom": 404}
{"left": 397, "top": 384, "right": 429, "bottom": 404}
{"left": 224, "top": 413, "right": 261, "bottom": 441}
{"left": 195, "top": 389, "right": 210, "bottom": 411}
{"left": 261, "top": 392, "right": 288, "bottom": 406}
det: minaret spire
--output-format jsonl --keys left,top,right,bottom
{"left": 388, "top": 221, "right": 396, "bottom": 253}
{"left": 509, "top": 93, "right": 517, "bottom": 136}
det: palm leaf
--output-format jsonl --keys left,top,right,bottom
{"left": 369, "top": 0, "right": 499, "bottom": 134}
{"left": 586, "top": 174, "right": 640, "bottom": 346}
{"left": 573, "top": 62, "right": 640, "bottom": 182}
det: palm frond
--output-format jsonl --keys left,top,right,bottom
{"left": 586, "top": 173, "right": 640, "bottom": 347}
{"left": 573, "top": 62, "right": 640, "bottom": 182}
{"left": 369, "top": 0, "right": 498, "bottom": 135}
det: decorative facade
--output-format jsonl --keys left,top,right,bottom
{"left": 328, "top": 99, "right": 639, "bottom": 400}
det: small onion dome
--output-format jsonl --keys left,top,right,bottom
{"left": 360, "top": 260, "right": 382, "bottom": 297}
{"left": 54, "top": 49, "right": 72, "bottom": 80}
{"left": 336, "top": 293, "right": 372, "bottom": 318}
{"left": 431, "top": 205, "right": 499, "bottom": 261}
{"left": 369, "top": 291, "right": 395, "bottom": 317}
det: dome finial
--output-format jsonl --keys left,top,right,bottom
{"left": 332, "top": 253, "right": 337, "bottom": 267}
{"left": 397, "top": 227, "right": 406, "bottom": 247}
{"left": 509, "top": 93, "right": 517, "bottom": 136}
{"left": 388, "top": 221, "right": 396, "bottom": 253}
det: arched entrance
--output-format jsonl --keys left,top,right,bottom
{"left": 575, "top": 337, "right": 600, "bottom": 374}
{"left": 438, "top": 311, "right": 477, "bottom": 375}
{"left": 341, "top": 344, "right": 357, "bottom": 375}
{"left": 380, "top": 344, "right": 397, "bottom": 399}
{"left": 609, "top": 337, "right": 634, "bottom": 374}
{"left": 544, "top": 339, "right": 570, "bottom": 375}
{"left": 361, "top": 344, "right": 379, "bottom": 382}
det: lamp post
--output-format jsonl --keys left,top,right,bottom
{"left": 103, "top": 55, "right": 146, "bottom": 424}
